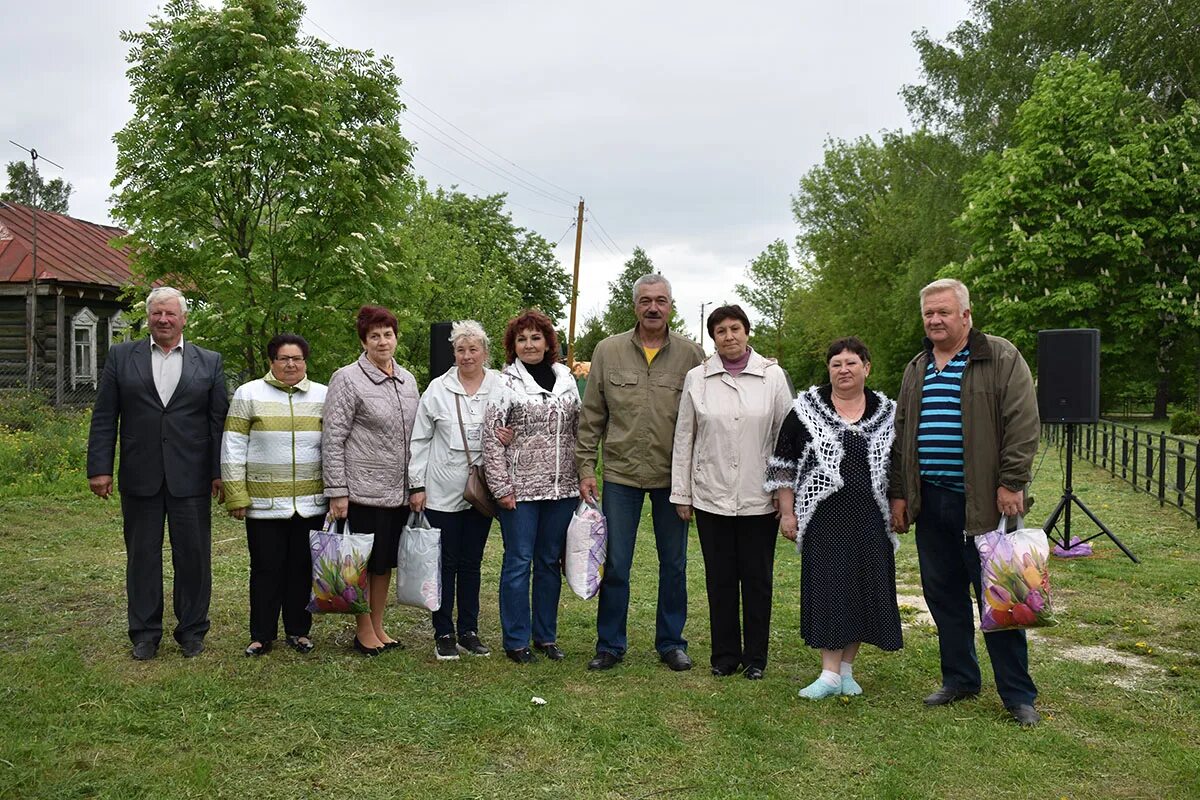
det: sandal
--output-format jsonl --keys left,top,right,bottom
{"left": 244, "top": 641, "right": 271, "bottom": 657}
{"left": 285, "top": 635, "right": 315, "bottom": 654}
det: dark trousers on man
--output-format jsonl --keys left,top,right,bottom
{"left": 694, "top": 510, "right": 778, "bottom": 672}
{"left": 915, "top": 482, "right": 1038, "bottom": 708}
{"left": 121, "top": 486, "right": 212, "bottom": 645}
{"left": 246, "top": 514, "right": 319, "bottom": 643}
{"left": 426, "top": 507, "right": 492, "bottom": 639}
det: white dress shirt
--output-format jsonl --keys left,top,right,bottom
{"left": 151, "top": 336, "right": 185, "bottom": 406}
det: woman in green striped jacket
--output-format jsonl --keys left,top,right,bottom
{"left": 220, "top": 333, "right": 328, "bottom": 657}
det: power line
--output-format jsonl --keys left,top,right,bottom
{"left": 584, "top": 228, "right": 618, "bottom": 258}
{"left": 586, "top": 207, "right": 625, "bottom": 255}
{"left": 412, "top": 154, "right": 575, "bottom": 219}
{"left": 554, "top": 221, "right": 577, "bottom": 247}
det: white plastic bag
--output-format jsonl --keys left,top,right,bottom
{"left": 395, "top": 511, "right": 442, "bottom": 611}
{"left": 564, "top": 499, "right": 607, "bottom": 600}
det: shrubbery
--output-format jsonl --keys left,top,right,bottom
{"left": 1170, "top": 410, "right": 1200, "bottom": 436}
{"left": 0, "top": 392, "right": 91, "bottom": 495}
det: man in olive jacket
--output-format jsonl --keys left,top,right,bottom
{"left": 577, "top": 274, "right": 704, "bottom": 672}
{"left": 889, "top": 278, "right": 1042, "bottom": 727}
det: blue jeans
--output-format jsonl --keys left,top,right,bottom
{"left": 497, "top": 497, "right": 576, "bottom": 651}
{"left": 915, "top": 482, "right": 1038, "bottom": 708}
{"left": 595, "top": 481, "right": 689, "bottom": 657}
{"left": 426, "top": 508, "right": 492, "bottom": 639}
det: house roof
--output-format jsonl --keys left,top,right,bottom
{"left": 0, "top": 201, "right": 131, "bottom": 288}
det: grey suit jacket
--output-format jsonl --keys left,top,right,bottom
{"left": 87, "top": 338, "right": 230, "bottom": 498}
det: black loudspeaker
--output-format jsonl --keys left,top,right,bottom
{"left": 1037, "top": 328, "right": 1100, "bottom": 423}
{"left": 430, "top": 322, "right": 453, "bottom": 378}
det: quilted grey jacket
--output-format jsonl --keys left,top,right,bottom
{"left": 322, "top": 353, "right": 419, "bottom": 508}
{"left": 482, "top": 360, "right": 581, "bottom": 502}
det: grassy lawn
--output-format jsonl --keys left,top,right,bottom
{"left": 1, "top": 439, "right": 1198, "bottom": 799}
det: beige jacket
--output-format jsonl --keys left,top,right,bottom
{"left": 671, "top": 349, "right": 793, "bottom": 516}
{"left": 576, "top": 327, "right": 704, "bottom": 489}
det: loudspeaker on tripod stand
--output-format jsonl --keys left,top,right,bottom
{"left": 430, "top": 322, "right": 453, "bottom": 379}
{"left": 1037, "top": 328, "right": 1100, "bottom": 424}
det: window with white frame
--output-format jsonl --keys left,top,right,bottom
{"left": 71, "top": 307, "right": 99, "bottom": 389}
{"left": 110, "top": 310, "right": 131, "bottom": 345}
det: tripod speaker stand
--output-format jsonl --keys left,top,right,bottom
{"left": 1042, "top": 423, "right": 1139, "bottom": 563}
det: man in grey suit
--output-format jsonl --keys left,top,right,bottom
{"left": 87, "top": 287, "right": 229, "bottom": 660}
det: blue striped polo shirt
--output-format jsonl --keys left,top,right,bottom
{"left": 919, "top": 347, "right": 970, "bottom": 492}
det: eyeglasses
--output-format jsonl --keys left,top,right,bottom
{"left": 274, "top": 356, "right": 306, "bottom": 364}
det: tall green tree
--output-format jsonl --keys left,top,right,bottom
{"left": 111, "top": 0, "right": 411, "bottom": 379}
{"left": 954, "top": 54, "right": 1200, "bottom": 416}
{"left": 572, "top": 313, "right": 607, "bottom": 361}
{"left": 735, "top": 239, "right": 797, "bottom": 357}
{"left": 2, "top": 161, "right": 72, "bottom": 213}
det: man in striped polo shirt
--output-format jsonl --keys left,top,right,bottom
{"left": 888, "top": 279, "right": 1042, "bottom": 728}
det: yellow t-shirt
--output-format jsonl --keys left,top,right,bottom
{"left": 642, "top": 346, "right": 660, "bottom": 365}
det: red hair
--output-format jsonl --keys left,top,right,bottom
{"left": 503, "top": 309, "right": 560, "bottom": 365}
{"left": 356, "top": 305, "right": 398, "bottom": 341}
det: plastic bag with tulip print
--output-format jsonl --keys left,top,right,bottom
{"left": 975, "top": 515, "right": 1057, "bottom": 633}
{"left": 564, "top": 499, "right": 607, "bottom": 600}
{"left": 306, "top": 518, "right": 374, "bottom": 615}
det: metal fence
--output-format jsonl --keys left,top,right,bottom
{"left": 1042, "top": 421, "right": 1200, "bottom": 526}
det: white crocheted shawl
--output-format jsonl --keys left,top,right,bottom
{"left": 764, "top": 386, "right": 897, "bottom": 554}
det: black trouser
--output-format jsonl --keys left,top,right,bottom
{"left": 121, "top": 486, "right": 211, "bottom": 645}
{"left": 694, "top": 510, "right": 778, "bottom": 671}
{"left": 915, "top": 482, "right": 1038, "bottom": 708}
{"left": 426, "top": 507, "right": 492, "bottom": 638}
{"left": 246, "top": 514, "right": 320, "bottom": 643}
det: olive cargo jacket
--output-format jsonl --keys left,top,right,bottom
{"left": 575, "top": 327, "right": 704, "bottom": 489}
{"left": 888, "top": 328, "right": 1040, "bottom": 535}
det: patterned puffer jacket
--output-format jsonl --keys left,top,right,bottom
{"left": 482, "top": 360, "right": 581, "bottom": 502}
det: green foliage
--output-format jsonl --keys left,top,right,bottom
{"left": 0, "top": 403, "right": 90, "bottom": 494}
{"left": 0, "top": 390, "right": 54, "bottom": 432}
{"left": 954, "top": 54, "right": 1200, "bottom": 404}
{"left": 1, "top": 161, "right": 72, "bottom": 214}
{"left": 571, "top": 314, "right": 607, "bottom": 361}
{"left": 735, "top": 239, "right": 797, "bottom": 358}
{"left": 1170, "top": 410, "right": 1200, "bottom": 436}
{"left": 111, "top": 0, "right": 412, "bottom": 381}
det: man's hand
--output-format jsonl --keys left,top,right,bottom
{"left": 579, "top": 477, "right": 599, "bottom": 505}
{"left": 211, "top": 479, "right": 224, "bottom": 503}
{"left": 409, "top": 491, "right": 427, "bottom": 513}
{"left": 329, "top": 497, "right": 349, "bottom": 520}
{"left": 779, "top": 512, "right": 798, "bottom": 542}
{"left": 498, "top": 493, "right": 517, "bottom": 511}
{"left": 997, "top": 486, "right": 1025, "bottom": 518}
{"left": 675, "top": 504, "right": 692, "bottom": 523}
{"left": 495, "top": 427, "right": 514, "bottom": 446}
{"left": 230, "top": 507, "right": 247, "bottom": 520}
{"left": 89, "top": 475, "right": 113, "bottom": 499}
{"left": 890, "top": 498, "right": 909, "bottom": 533}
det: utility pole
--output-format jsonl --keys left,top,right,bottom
{"left": 699, "top": 301, "right": 712, "bottom": 352}
{"left": 566, "top": 199, "right": 585, "bottom": 366}
{"left": 10, "top": 142, "right": 64, "bottom": 392}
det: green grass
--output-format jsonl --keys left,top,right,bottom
{"left": 1, "top": 441, "right": 1198, "bottom": 799}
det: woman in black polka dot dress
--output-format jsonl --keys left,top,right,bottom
{"left": 765, "top": 337, "right": 902, "bottom": 699}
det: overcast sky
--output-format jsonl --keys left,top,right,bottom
{"left": 4, "top": 0, "right": 969, "bottom": 342}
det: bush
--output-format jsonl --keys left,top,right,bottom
{"left": 1170, "top": 410, "right": 1200, "bottom": 436}
{"left": 0, "top": 396, "right": 91, "bottom": 495}
{"left": 0, "top": 390, "right": 54, "bottom": 431}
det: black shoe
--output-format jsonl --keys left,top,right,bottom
{"left": 131, "top": 641, "right": 158, "bottom": 661}
{"left": 244, "top": 641, "right": 271, "bottom": 657}
{"left": 353, "top": 637, "right": 383, "bottom": 657}
{"left": 180, "top": 640, "right": 205, "bottom": 658}
{"left": 743, "top": 666, "right": 764, "bottom": 681}
{"left": 711, "top": 663, "right": 741, "bottom": 677}
{"left": 381, "top": 639, "right": 404, "bottom": 650}
{"left": 534, "top": 642, "right": 565, "bottom": 661}
{"left": 505, "top": 647, "right": 535, "bottom": 664}
{"left": 1009, "top": 704, "right": 1041, "bottom": 728}
{"left": 660, "top": 648, "right": 692, "bottom": 672}
{"left": 285, "top": 635, "right": 315, "bottom": 654}
{"left": 435, "top": 635, "right": 460, "bottom": 661}
{"left": 923, "top": 686, "right": 979, "bottom": 706}
{"left": 587, "top": 651, "right": 622, "bottom": 671}
{"left": 457, "top": 632, "right": 491, "bottom": 656}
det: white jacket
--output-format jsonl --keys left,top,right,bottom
{"left": 408, "top": 366, "right": 502, "bottom": 513}
{"left": 670, "top": 349, "right": 793, "bottom": 516}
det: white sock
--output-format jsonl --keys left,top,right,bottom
{"left": 840, "top": 661, "right": 854, "bottom": 679}
{"left": 819, "top": 669, "right": 841, "bottom": 686}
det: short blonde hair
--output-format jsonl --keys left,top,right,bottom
{"left": 449, "top": 319, "right": 489, "bottom": 351}
{"left": 146, "top": 286, "right": 188, "bottom": 317}
{"left": 920, "top": 278, "right": 970, "bottom": 312}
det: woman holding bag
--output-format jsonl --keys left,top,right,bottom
{"left": 322, "top": 305, "right": 419, "bottom": 656}
{"left": 483, "top": 310, "right": 581, "bottom": 664}
{"left": 670, "top": 305, "right": 793, "bottom": 680}
{"left": 408, "top": 320, "right": 503, "bottom": 661}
